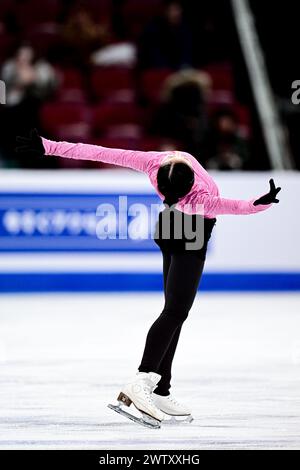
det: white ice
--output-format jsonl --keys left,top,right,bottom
{"left": 0, "top": 292, "right": 300, "bottom": 450}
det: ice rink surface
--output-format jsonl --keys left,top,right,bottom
{"left": 0, "top": 292, "right": 300, "bottom": 450}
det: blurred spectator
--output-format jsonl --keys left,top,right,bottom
{"left": 203, "top": 108, "right": 250, "bottom": 170}
{"left": 1, "top": 44, "right": 57, "bottom": 105}
{"left": 138, "top": 0, "right": 192, "bottom": 70}
{"left": 62, "top": 3, "right": 111, "bottom": 67}
{"left": 151, "top": 69, "right": 212, "bottom": 155}
{"left": 0, "top": 44, "right": 58, "bottom": 168}
{"left": 91, "top": 42, "right": 136, "bottom": 67}
{"left": 0, "top": 0, "right": 262, "bottom": 169}
{"left": 183, "top": 1, "right": 235, "bottom": 67}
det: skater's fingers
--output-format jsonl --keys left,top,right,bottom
{"left": 16, "top": 136, "right": 30, "bottom": 144}
{"left": 269, "top": 178, "right": 275, "bottom": 191}
{"left": 273, "top": 198, "right": 279, "bottom": 203}
{"left": 15, "top": 144, "right": 37, "bottom": 153}
{"left": 275, "top": 187, "right": 281, "bottom": 194}
{"left": 30, "top": 128, "right": 39, "bottom": 139}
{"left": 15, "top": 145, "right": 30, "bottom": 153}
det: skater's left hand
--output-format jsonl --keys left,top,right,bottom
{"left": 15, "top": 128, "right": 45, "bottom": 157}
{"left": 253, "top": 179, "right": 281, "bottom": 206}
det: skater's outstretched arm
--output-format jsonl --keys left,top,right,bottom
{"left": 16, "top": 129, "right": 162, "bottom": 173}
{"left": 16, "top": 131, "right": 281, "bottom": 217}
{"left": 197, "top": 179, "right": 281, "bottom": 217}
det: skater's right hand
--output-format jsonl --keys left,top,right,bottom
{"left": 16, "top": 129, "right": 45, "bottom": 157}
{"left": 253, "top": 179, "right": 281, "bottom": 206}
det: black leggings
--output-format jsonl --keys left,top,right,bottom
{"left": 138, "top": 251, "right": 205, "bottom": 396}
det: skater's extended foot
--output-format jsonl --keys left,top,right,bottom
{"left": 118, "top": 372, "right": 166, "bottom": 422}
{"left": 152, "top": 392, "right": 191, "bottom": 417}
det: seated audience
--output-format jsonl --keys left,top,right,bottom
{"left": 203, "top": 108, "right": 250, "bottom": 170}
{"left": 137, "top": 0, "right": 193, "bottom": 70}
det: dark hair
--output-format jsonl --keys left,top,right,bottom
{"left": 157, "top": 161, "right": 194, "bottom": 207}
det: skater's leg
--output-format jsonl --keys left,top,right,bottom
{"left": 156, "top": 250, "right": 181, "bottom": 396}
{"left": 162, "top": 251, "right": 171, "bottom": 298}
{"left": 138, "top": 252, "right": 205, "bottom": 377}
{"left": 156, "top": 253, "right": 205, "bottom": 396}
{"left": 154, "top": 219, "right": 216, "bottom": 394}
{"left": 155, "top": 325, "right": 182, "bottom": 396}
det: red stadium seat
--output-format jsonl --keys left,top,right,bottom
{"left": 90, "top": 66, "right": 134, "bottom": 102}
{"left": 92, "top": 103, "right": 145, "bottom": 135}
{"left": 40, "top": 102, "right": 92, "bottom": 141}
{"left": 233, "top": 103, "right": 251, "bottom": 137}
{"left": 0, "top": 0, "right": 15, "bottom": 16}
{"left": 233, "top": 104, "right": 251, "bottom": 127}
{"left": 139, "top": 137, "right": 164, "bottom": 152}
{"left": 91, "top": 135, "right": 175, "bottom": 156}
{"left": 24, "top": 23, "right": 61, "bottom": 56}
{"left": 80, "top": 0, "right": 112, "bottom": 21}
{"left": 207, "top": 90, "right": 234, "bottom": 108}
{"left": 55, "top": 88, "right": 87, "bottom": 105}
{"left": 141, "top": 68, "right": 173, "bottom": 103}
{"left": 0, "top": 34, "right": 16, "bottom": 63}
{"left": 91, "top": 136, "right": 142, "bottom": 153}
{"left": 56, "top": 68, "right": 84, "bottom": 89}
{"left": 15, "top": 0, "right": 61, "bottom": 29}
{"left": 202, "top": 63, "right": 234, "bottom": 92}
{"left": 55, "top": 68, "right": 87, "bottom": 103}
{"left": 122, "top": 0, "right": 162, "bottom": 38}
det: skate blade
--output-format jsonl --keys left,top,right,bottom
{"left": 108, "top": 404, "right": 161, "bottom": 429}
{"left": 163, "top": 414, "right": 194, "bottom": 424}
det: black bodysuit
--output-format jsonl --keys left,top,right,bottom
{"left": 138, "top": 209, "right": 216, "bottom": 395}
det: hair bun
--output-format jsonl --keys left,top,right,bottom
{"left": 157, "top": 161, "right": 195, "bottom": 208}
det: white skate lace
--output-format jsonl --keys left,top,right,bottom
{"left": 142, "top": 381, "right": 156, "bottom": 405}
{"left": 166, "top": 395, "right": 181, "bottom": 407}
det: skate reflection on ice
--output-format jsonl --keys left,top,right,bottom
{"left": 162, "top": 414, "right": 194, "bottom": 425}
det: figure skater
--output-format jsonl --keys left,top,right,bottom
{"left": 16, "top": 129, "right": 281, "bottom": 427}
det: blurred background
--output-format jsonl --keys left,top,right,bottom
{"left": 0, "top": 0, "right": 298, "bottom": 171}
{"left": 0, "top": 0, "right": 298, "bottom": 292}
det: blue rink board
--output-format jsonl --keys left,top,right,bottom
{"left": 0, "top": 272, "right": 299, "bottom": 292}
{"left": 0, "top": 192, "right": 162, "bottom": 252}
{"left": 0, "top": 191, "right": 299, "bottom": 292}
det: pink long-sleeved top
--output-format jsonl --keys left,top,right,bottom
{"left": 42, "top": 138, "right": 271, "bottom": 218}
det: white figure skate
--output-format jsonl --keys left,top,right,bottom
{"left": 108, "top": 372, "right": 166, "bottom": 429}
{"left": 152, "top": 392, "right": 193, "bottom": 423}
